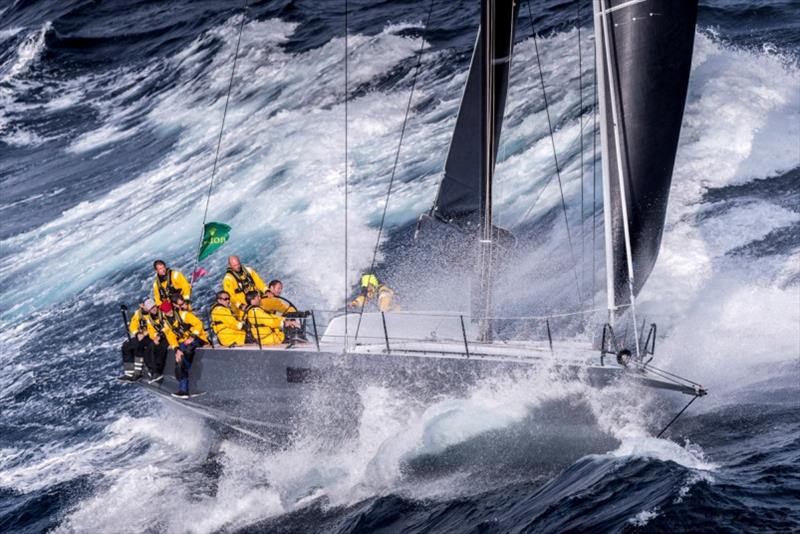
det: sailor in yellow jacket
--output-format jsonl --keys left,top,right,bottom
{"left": 222, "top": 255, "right": 266, "bottom": 318}
{"left": 168, "top": 296, "right": 209, "bottom": 345}
{"left": 260, "top": 279, "right": 298, "bottom": 315}
{"left": 210, "top": 291, "right": 247, "bottom": 347}
{"left": 135, "top": 300, "right": 173, "bottom": 382}
{"left": 119, "top": 298, "right": 154, "bottom": 381}
{"left": 164, "top": 297, "right": 209, "bottom": 398}
{"left": 152, "top": 259, "right": 192, "bottom": 306}
{"left": 348, "top": 273, "right": 395, "bottom": 312}
{"left": 127, "top": 300, "right": 149, "bottom": 337}
{"left": 145, "top": 303, "right": 178, "bottom": 348}
{"left": 244, "top": 290, "right": 286, "bottom": 346}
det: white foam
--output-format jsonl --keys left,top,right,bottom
{"left": 609, "top": 437, "right": 717, "bottom": 471}
{"left": 0, "top": 18, "right": 434, "bottom": 314}
{"left": 53, "top": 369, "right": 646, "bottom": 532}
{"left": 0, "top": 27, "right": 23, "bottom": 42}
{"left": 1, "top": 22, "right": 50, "bottom": 82}
{"left": 628, "top": 508, "right": 659, "bottom": 527}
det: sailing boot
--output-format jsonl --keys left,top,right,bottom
{"left": 117, "top": 361, "right": 136, "bottom": 382}
{"left": 132, "top": 356, "right": 144, "bottom": 381}
{"left": 172, "top": 378, "right": 190, "bottom": 398}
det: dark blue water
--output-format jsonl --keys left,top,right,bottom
{"left": 1, "top": 1, "right": 798, "bottom": 532}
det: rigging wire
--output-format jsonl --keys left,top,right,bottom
{"left": 344, "top": 0, "right": 349, "bottom": 346}
{"left": 523, "top": 0, "right": 583, "bottom": 306}
{"left": 193, "top": 0, "right": 249, "bottom": 275}
{"left": 353, "top": 0, "right": 436, "bottom": 342}
{"left": 656, "top": 395, "right": 701, "bottom": 439}
{"left": 577, "top": 0, "right": 585, "bottom": 308}
{"left": 591, "top": 3, "right": 598, "bottom": 312}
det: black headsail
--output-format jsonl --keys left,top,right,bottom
{"left": 428, "top": 0, "right": 519, "bottom": 229}
{"left": 594, "top": 0, "right": 698, "bottom": 310}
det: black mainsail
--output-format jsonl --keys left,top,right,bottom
{"left": 594, "top": 0, "right": 698, "bottom": 309}
{"left": 429, "top": 0, "right": 519, "bottom": 228}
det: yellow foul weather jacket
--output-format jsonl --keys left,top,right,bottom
{"left": 165, "top": 310, "right": 209, "bottom": 346}
{"left": 144, "top": 311, "right": 179, "bottom": 347}
{"left": 153, "top": 269, "right": 192, "bottom": 305}
{"left": 128, "top": 309, "right": 148, "bottom": 336}
{"left": 349, "top": 284, "right": 395, "bottom": 312}
{"left": 223, "top": 266, "right": 266, "bottom": 316}
{"left": 210, "top": 303, "right": 247, "bottom": 347}
{"left": 244, "top": 305, "right": 284, "bottom": 345}
{"left": 260, "top": 296, "right": 297, "bottom": 315}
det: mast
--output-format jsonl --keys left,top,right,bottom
{"left": 594, "top": 0, "right": 615, "bottom": 322}
{"left": 596, "top": 0, "right": 639, "bottom": 355}
{"left": 425, "top": 1, "right": 518, "bottom": 229}
{"left": 477, "top": 0, "right": 496, "bottom": 342}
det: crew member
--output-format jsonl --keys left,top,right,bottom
{"left": 162, "top": 299, "right": 208, "bottom": 398}
{"left": 222, "top": 255, "right": 266, "bottom": 318}
{"left": 141, "top": 299, "right": 172, "bottom": 383}
{"left": 244, "top": 290, "right": 286, "bottom": 346}
{"left": 152, "top": 260, "right": 192, "bottom": 307}
{"left": 210, "top": 291, "right": 247, "bottom": 347}
{"left": 261, "top": 279, "right": 297, "bottom": 315}
{"left": 119, "top": 298, "right": 154, "bottom": 382}
{"left": 348, "top": 273, "right": 395, "bottom": 312}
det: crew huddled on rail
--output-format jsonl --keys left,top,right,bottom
{"left": 119, "top": 258, "right": 395, "bottom": 398}
{"left": 119, "top": 256, "right": 305, "bottom": 398}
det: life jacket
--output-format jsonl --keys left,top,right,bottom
{"left": 226, "top": 267, "right": 259, "bottom": 296}
{"left": 210, "top": 302, "right": 225, "bottom": 326}
{"left": 148, "top": 310, "right": 169, "bottom": 336}
{"left": 166, "top": 311, "right": 193, "bottom": 341}
{"left": 243, "top": 304, "right": 282, "bottom": 331}
{"left": 241, "top": 304, "right": 259, "bottom": 343}
{"left": 210, "top": 303, "right": 238, "bottom": 330}
{"left": 131, "top": 309, "right": 148, "bottom": 334}
{"left": 155, "top": 269, "right": 180, "bottom": 302}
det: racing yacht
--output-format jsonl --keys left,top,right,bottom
{"left": 133, "top": 0, "right": 707, "bottom": 444}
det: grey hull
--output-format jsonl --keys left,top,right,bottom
{"left": 136, "top": 343, "right": 700, "bottom": 444}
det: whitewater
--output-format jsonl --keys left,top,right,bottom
{"left": 1, "top": 1, "right": 798, "bottom": 532}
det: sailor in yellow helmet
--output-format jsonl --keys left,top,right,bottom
{"left": 152, "top": 259, "right": 192, "bottom": 306}
{"left": 210, "top": 290, "right": 247, "bottom": 347}
{"left": 222, "top": 255, "right": 266, "bottom": 318}
{"left": 244, "top": 290, "right": 286, "bottom": 346}
{"left": 348, "top": 273, "right": 395, "bottom": 312}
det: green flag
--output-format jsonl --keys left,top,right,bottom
{"left": 198, "top": 222, "right": 231, "bottom": 261}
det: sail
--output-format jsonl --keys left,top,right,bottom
{"left": 430, "top": 0, "right": 519, "bottom": 227}
{"left": 595, "top": 0, "right": 698, "bottom": 308}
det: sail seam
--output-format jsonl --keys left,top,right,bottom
{"left": 594, "top": 0, "right": 647, "bottom": 17}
